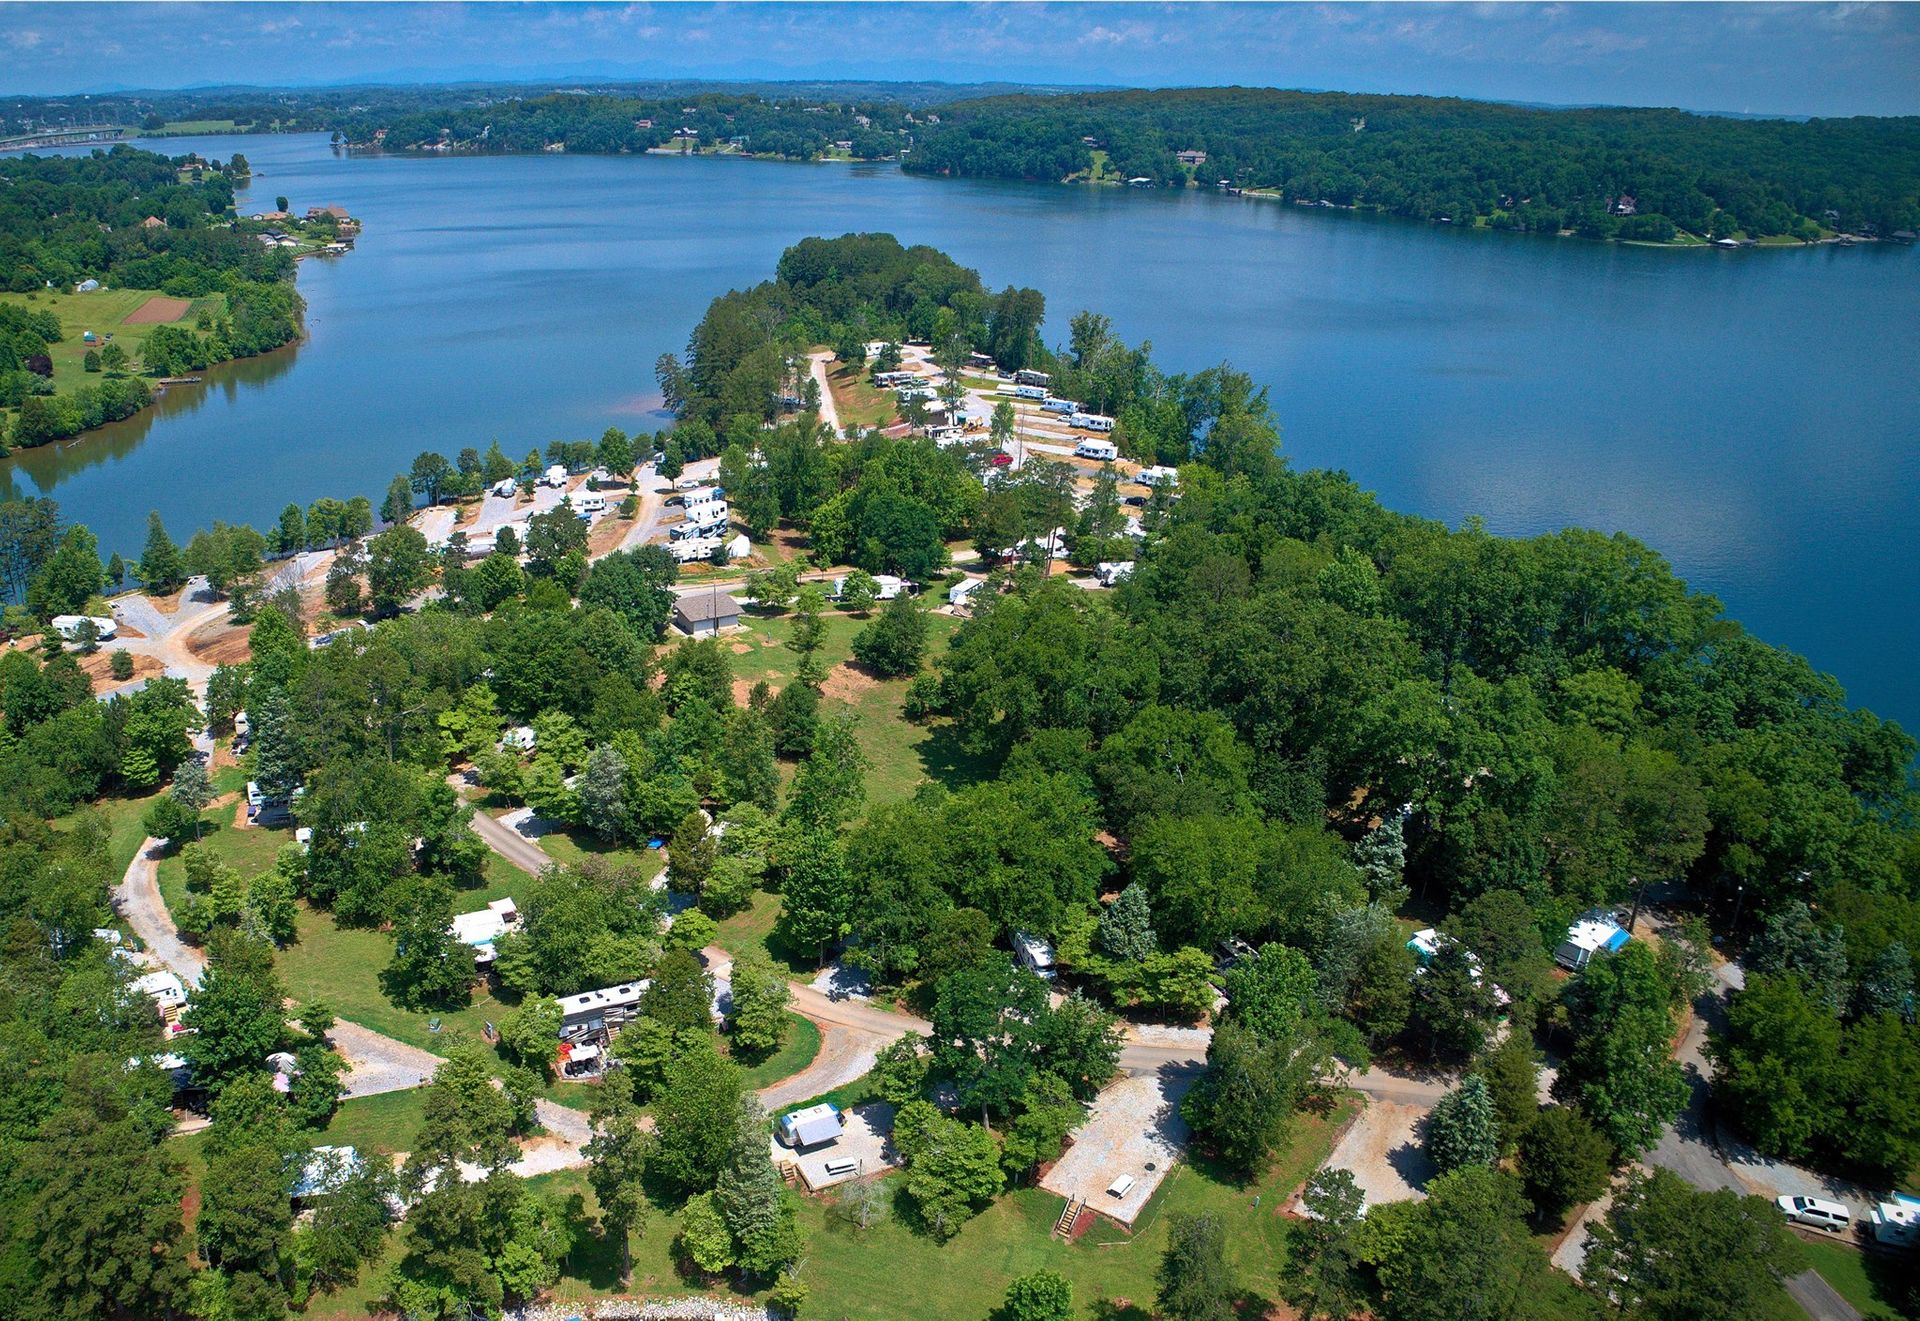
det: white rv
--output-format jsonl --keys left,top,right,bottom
{"left": 1137, "top": 465, "right": 1179, "bottom": 488}
{"left": 1013, "top": 384, "right": 1048, "bottom": 401}
{"left": 680, "top": 486, "right": 722, "bottom": 508}
{"left": 490, "top": 477, "right": 519, "bottom": 498}
{"left": 572, "top": 493, "right": 606, "bottom": 515}
{"left": 52, "top": 614, "right": 117, "bottom": 642}
{"left": 1074, "top": 438, "right": 1119, "bottom": 461}
{"left": 1095, "top": 560, "right": 1135, "bottom": 587}
{"left": 542, "top": 464, "right": 568, "bottom": 488}
{"left": 1042, "top": 398, "right": 1079, "bottom": 415}
{"left": 1071, "top": 413, "right": 1116, "bottom": 433}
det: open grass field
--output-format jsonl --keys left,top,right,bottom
{"left": 824, "top": 359, "right": 902, "bottom": 431}
{"left": 0, "top": 287, "right": 224, "bottom": 395}
{"left": 723, "top": 606, "right": 990, "bottom": 805}
{"left": 535, "top": 822, "right": 667, "bottom": 881}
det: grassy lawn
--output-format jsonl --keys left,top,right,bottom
{"left": 51, "top": 789, "right": 161, "bottom": 883}
{"left": 824, "top": 360, "right": 902, "bottom": 431}
{"left": 154, "top": 119, "right": 242, "bottom": 134}
{"left": 733, "top": 1012, "right": 822, "bottom": 1089}
{"left": 0, "top": 287, "right": 225, "bottom": 396}
{"left": 1799, "top": 1238, "right": 1909, "bottom": 1320}
{"left": 713, "top": 888, "right": 788, "bottom": 967}
{"left": 153, "top": 815, "right": 296, "bottom": 917}
{"left": 276, "top": 902, "right": 518, "bottom": 1055}
{"left": 535, "top": 823, "right": 667, "bottom": 880}
{"left": 314, "top": 1088, "right": 428, "bottom": 1157}
{"left": 794, "top": 1095, "right": 1360, "bottom": 1319}
{"left": 723, "top": 607, "right": 987, "bottom": 805}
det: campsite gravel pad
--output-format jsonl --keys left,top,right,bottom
{"left": 1039, "top": 1070, "right": 1195, "bottom": 1226}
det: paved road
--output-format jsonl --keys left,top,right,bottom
{"left": 465, "top": 799, "right": 553, "bottom": 876}
{"left": 330, "top": 1019, "right": 443, "bottom": 1099}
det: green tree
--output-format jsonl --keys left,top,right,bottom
{"left": 1516, "top": 1104, "right": 1614, "bottom": 1223}
{"left": 1157, "top": 1211, "right": 1235, "bottom": 1321}
{"left": 728, "top": 952, "right": 792, "bottom": 1059}
{"left": 1372, "top": 1167, "right": 1558, "bottom": 1321}
{"left": 715, "top": 1096, "right": 800, "bottom": 1277}
{"left": 409, "top": 450, "right": 453, "bottom": 505}
{"left": 28, "top": 525, "right": 106, "bottom": 617}
{"left": 1003, "top": 1269, "right": 1074, "bottom": 1321}
{"left": 1412, "top": 942, "right": 1499, "bottom": 1063}
{"left": 1096, "top": 880, "right": 1159, "bottom": 961}
{"left": 498, "top": 998, "right": 563, "bottom": 1074}
{"left": 381, "top": 877, "right": 472, "bottom": 1010}
{"left": 584, "top": 1069, "right": 652, "bottom": 1284}
{"left": 366, "top": 524, "right": 433, "bottom": 616}
{"left": 1582, "top": 1168, "right": 1803, "bottom": 1321}
{"left": 850, "top": 588, "right": 929, "bottom": 676}
{"left": 579, "top": 546, "right": 678, "bottom": 638}
{"left": 1555, "top": 943, "right": 1686, "bottom": 1158}
{"left": 181, "top": 939, "right": 288, "bottom": 1094}
{"left": 1474, "top": 1029, "right": 1541, "bottom": 1151}
{"left": 896, "top": 1104, "right": 1002, "bottom": 1241}
{"left": 648, "top": 1039, "right": 743, "bottom": 1194}
{"left": 380, "top": 474, "right": 414, "bottom": 527}
{"left": 1281, "top": 1168, "right": 1368, "bottom": 1321}
{"left": 136, "top": 511, "right": 185, "bottom": 592}
{"left": 1426, "top": 1074, "right": 1500, "bottom": 1174}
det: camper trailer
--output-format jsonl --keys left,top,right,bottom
{"left": 1071, "top": 413, "right": 1116, "bottom": 434}
{"left": 1013, "top": 384, "right": 1048, "bottom": 401}
{"left": 1074, "top": 438, "right": 1119, "bottom": 461}
{"left": 1137, "top": 465, "right": 1179, "bottom": 488}
{"left": 1014, "top": 369, "right": 1051, "bottom": 387}
{"left": 572, "top": 493, "right": 606, "bottom": 515}
{"left": 543, "top": 464, "right": 569, "bottom": 488}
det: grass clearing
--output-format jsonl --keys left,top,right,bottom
{"left": 824, "top": 360, "right": 902, "bottom": 431}
{"left": 0, "top": 287, "right": 225, "bottom": 396}
{"left": 535, "top": 823, "right": 666, "bottom": 880}
{"left": 1799, "top": 1238, "right": 1910, "bottom": 1320}
{"left": 793, "top": 1095, "right": 1359, "bottom": 1319}
{"left": 733, "top": 1012, "right": 822, "bottom": 1089}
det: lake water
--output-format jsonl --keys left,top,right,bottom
{"left": 8, "top": 133, "right": 1918, "bottom": 733}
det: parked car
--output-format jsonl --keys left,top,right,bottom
{"left": 989, "top": 450, "right": 1013, "bottom": 467}
{"left": 1776, "top": 1196, "right": 1852, "bottom": 1234}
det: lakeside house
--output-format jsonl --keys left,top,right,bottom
{"left": 1176, "top": 149, "right": 1208, "bottom": 166}
{"left": 672, "top": 589, "right": 744, "bottom": 637}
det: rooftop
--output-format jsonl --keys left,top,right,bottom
{"left": 674, "top": 590, "right": 744, "bottom": 623}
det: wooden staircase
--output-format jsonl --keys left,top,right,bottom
{"left": 778, "top": 1159, "right": 801, "bottom": 1188}
{"left": 1053, "top": 1196, "right": 1084, "bottom": 1239}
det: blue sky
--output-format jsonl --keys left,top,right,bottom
{"left": 6, "top": 3, "right": 1917, "bottom": 118}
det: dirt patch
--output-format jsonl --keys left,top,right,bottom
{"left": 730, "top": 678, "right": 757, "bottom": 708}
{"left": 147, "top": 588, "right": 186, "bottom": 615}
{"left": 766, "top": 528, "right": 812, "bottom": 563}
{"left": 1314, "top": 1098, "right": 1435, "bottom": 1210}
{"left": 114, "top": 623, "right": 148, "bottom": 640}
{"left": 586, "top": 516, "right": 632, "bottom": 558}
{"left": 820, "top": 660, "right": 881, "bottom": 703}
{"left": 81, "top": 650, "right": 166, "bottom": 693}
{"left": 185, "top": 617, "right": 254, "bottom": 667}
{"left": 730, "top": 642, "right": 753, "bottom": 655}
{"left": 123, "top": 295, "right": 193, "bottom": 325}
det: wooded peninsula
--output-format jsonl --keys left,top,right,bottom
{"left": 0, "top": 234, "right": 1913, "bottom": 1321}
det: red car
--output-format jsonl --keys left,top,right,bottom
{"left": 989, "top": 450, "right": 1013, "bottom": 466}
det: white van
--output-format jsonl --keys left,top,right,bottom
{"left": 1776, "top": 1196, "right": 1852, "bottom": 1234}
{"left": 1074, "top": 438, "right": 1118, "bottom": 461}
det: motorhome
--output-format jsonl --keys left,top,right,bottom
{"left": 51, "top": 614, "right": 117, "bottom": 642}
{"left": 572, "top": 493, "right": 606, "bottom": 515}
{"left": 542, "top": 464, "right": 568, "bottom": 488}
{"left": 490, "top": 477, "right": 519, "bottom": 498}
{"left": 1071, "top": 413, "right": 1116, "bottom": 433}
{"left": 1074, "top": 438, "right": 1119, "bottom": 461}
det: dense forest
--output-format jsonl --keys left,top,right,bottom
{"left": 0, "top": 236, "right": 1912, "bottom": 1319}
{"left": 902, "top": 87, "right": 1920, "bottom": 241}
{"left": 0, "top": 79, "right": 1062, "bottom": 141}
{"left": 0, "top": 146, "right": 305, "bottom": 448}
{"left": 327, "top": 90, "right": 912, "bottom": 159}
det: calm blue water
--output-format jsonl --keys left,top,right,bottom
{"left": 8, "top": 133, "right": 1918, "bottom": 732}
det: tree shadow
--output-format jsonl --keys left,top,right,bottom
{"left": 552, "top": 1191, "right": 624, "bottom": 1292}
{"left": 910, "top": 719, "right": 997, "bottom": 792}
{"left": 1088, "top": 1299, "right": 1153, "bottom": 1321}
